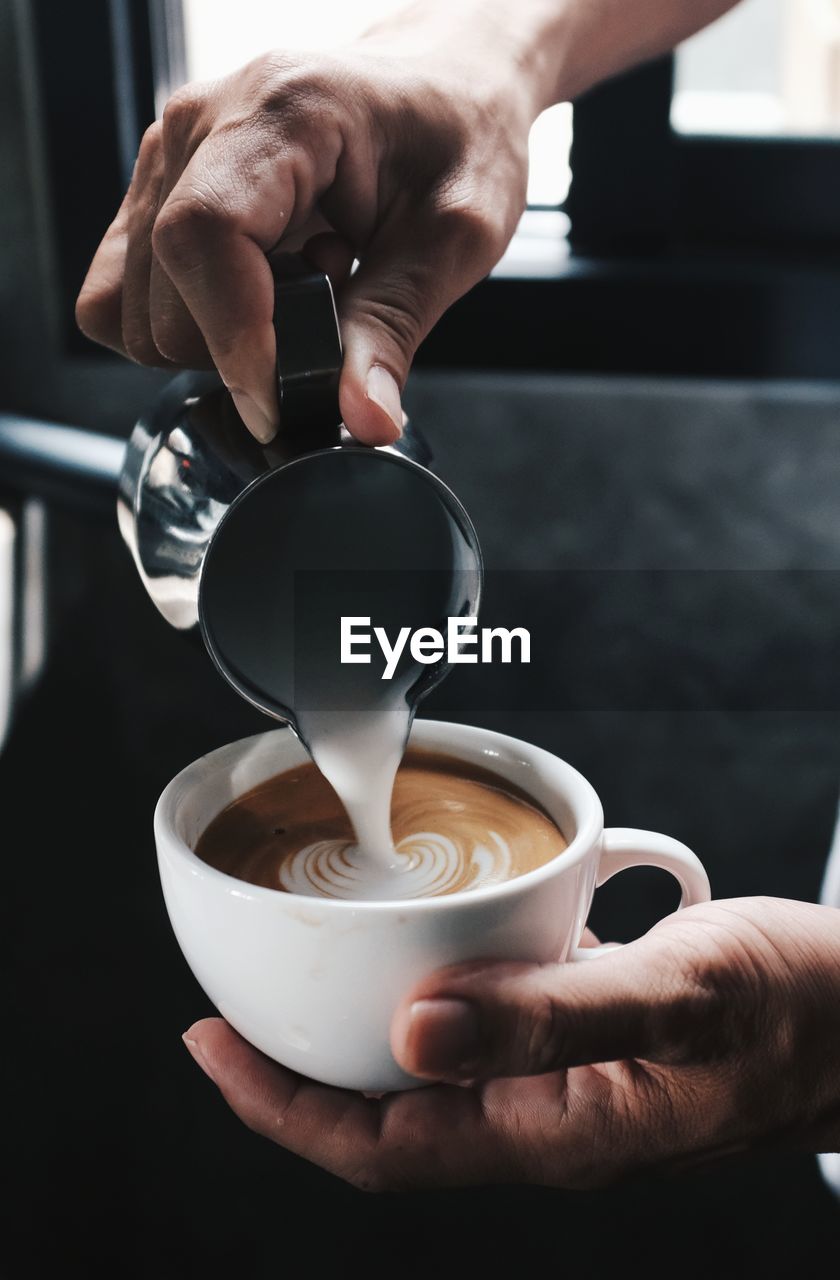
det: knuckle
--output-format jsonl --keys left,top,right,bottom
{"left": 74, "top": 282, "right": 118, "bottom": 344}
{"left": 657, "top": 941, "right": 758, "bottom": 1064}
{"left": 152, "top": 193, "right": 230, "bottom": 263}
{"left": 435, "top": 198, "right": 508, "bottom": 266}
{"left": 250, "top": 51, "right": 322, "bottom": 107}
{"left": 242, "top": 52, "right": 346, "bottom": 155}
{"left": 136, "top": 120, "right": 163, "bottom": 164}
{"left": 127, "top": 122, "right": 164, "bottom": 193}
{"left": 73, "top": 290, "right": 92, "bottom": 333}
{"left": 522, "top": 991, "right": 568, "bottom": 1072}
{"left": 535, "top": 1071, "right": 631, "bottom": 1189}
{"left": 161, "top": 84, "right": 207, "bottom": 150}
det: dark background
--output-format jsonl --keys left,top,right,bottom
{"left": 4, "top": 0, "right": 840, "bottom": 1275}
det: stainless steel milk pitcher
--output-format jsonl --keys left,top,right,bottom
{"left": 0, "top": 252, "right": 483, "bottom": 738}
{"left": 114, "top": 252, "right": 483, "bottom": 728}
{"left": 116, "top": 252, "right": 436, "bottom": 633}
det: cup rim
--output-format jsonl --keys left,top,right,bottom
{"left": 154, "top": 719, "right": 605, "bottom": 913}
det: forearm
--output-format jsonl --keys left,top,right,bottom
{"left": 539, "top": 0, "right": 743, "bottom": 105}
{"left": 361, "top": 0, "right": 743, "bottom": 120}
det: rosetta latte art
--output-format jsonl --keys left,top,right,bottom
{"left": 195, "top": 748, "right": 568, "bottom": 902}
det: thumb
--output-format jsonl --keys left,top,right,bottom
{"left": 337, "top": 204, "right": 504, "bottom": 445}
{"left": 391, "top": 928, "right": 720, "bottom": 1081}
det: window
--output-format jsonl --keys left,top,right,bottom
{"left": 673, "top": 0, "right": 840, "bottom": 139}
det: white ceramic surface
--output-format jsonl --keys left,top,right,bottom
{"left": 155, "top": 720, "right": 711, "bottom": 1092}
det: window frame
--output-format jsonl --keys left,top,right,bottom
{"left": 567, "top": 55, "right": 840, "bottom": 255}
{"left": 25, "top": 0, "right": 182, "bottom": 356}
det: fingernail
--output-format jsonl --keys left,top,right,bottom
{"left": 407, "top": 998, "right": 480, "bottom": 1076}
{"left": 365, "top": 365, "right": 403, "bottom": 439}
{"left": 230, "top": 390, "right": 277, "bottom": 444}
{"left": 182, "top": 1032, "right": 216, "bottom": 1083}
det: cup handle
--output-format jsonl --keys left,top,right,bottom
{"left": 571, "top": 827, "right": 711, "bottom": 962}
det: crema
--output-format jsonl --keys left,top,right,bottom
{"left": 195, "top": 748, "right": 568, "bottom": 901}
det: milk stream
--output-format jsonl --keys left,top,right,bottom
{"left": 199, "top": 448, "right": 483, "bottom": 898}
{"left": 301, "top": 706, "right": 411, "bottom": 870}
{"left": 198, "top": 447, "right": 485, "bottom": 898}
{"left": 294, "top": 705, "right": 517, "bottom": 900}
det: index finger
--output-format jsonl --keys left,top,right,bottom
{"left": 183, "top": 1018, "right": 532, "bottom": 1191}
{"left": 183, "top": 1018, "right": 381, "bottom": 1180}
{"left": 151, "top": 134, "right": 295, "bottom": 441}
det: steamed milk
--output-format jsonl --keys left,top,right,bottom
{"left": 196, "top": 748, "right": 567, "bottom": 901}
{"left": 300, "top": 706, "right": 411, "bottom": 873}
{"left": 297, "top": 701, "right": 459, "bottom": 898}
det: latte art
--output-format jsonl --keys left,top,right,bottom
{"left": 195, "top": 748, "right": 568, "bottom": 902}
{"left": 278, "top": 829, "right": 515, "bottom": 900}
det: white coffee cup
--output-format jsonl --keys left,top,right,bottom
{"left": 155, "top": 720, "right": 711, "bottom": 1092}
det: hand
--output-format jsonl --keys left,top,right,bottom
{"left": 75, "top": 0, "right": 548, "bottom": 444}
{"left": 182, "top": 897, "right": 840, "bottom": 1190}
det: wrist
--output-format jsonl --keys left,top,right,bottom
{"left": 356, "top": 0, "right": 567, "bottom": 123}
{"left": 357, "top": 1, "right": 749, "bottom": 118}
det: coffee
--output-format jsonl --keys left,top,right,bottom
{"left": 195, "top": 747, "right": 568, "bottom": 901}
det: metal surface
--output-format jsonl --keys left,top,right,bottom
{"left": 116, "top": 254, "right": 347, "bottom": 628}
{"left": 117, "top": 372, "right": 265, "bottom": 630}
{"left": 271, "top": 252, "right": 343, "bottom": 444}
{"left": 115, "top": 253, "right": 440, "bottom": 634}
{"left": 198, "top": 446, "right": 482, "bottom": 733}
{"left": 0, "top": 497, "right": 48, "bottom": 753}
{"left": 0, "top": 507, "right": 15, "bottom": 750}
{"left": 115, "top": 379, "right": 435, "bottom": 633}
